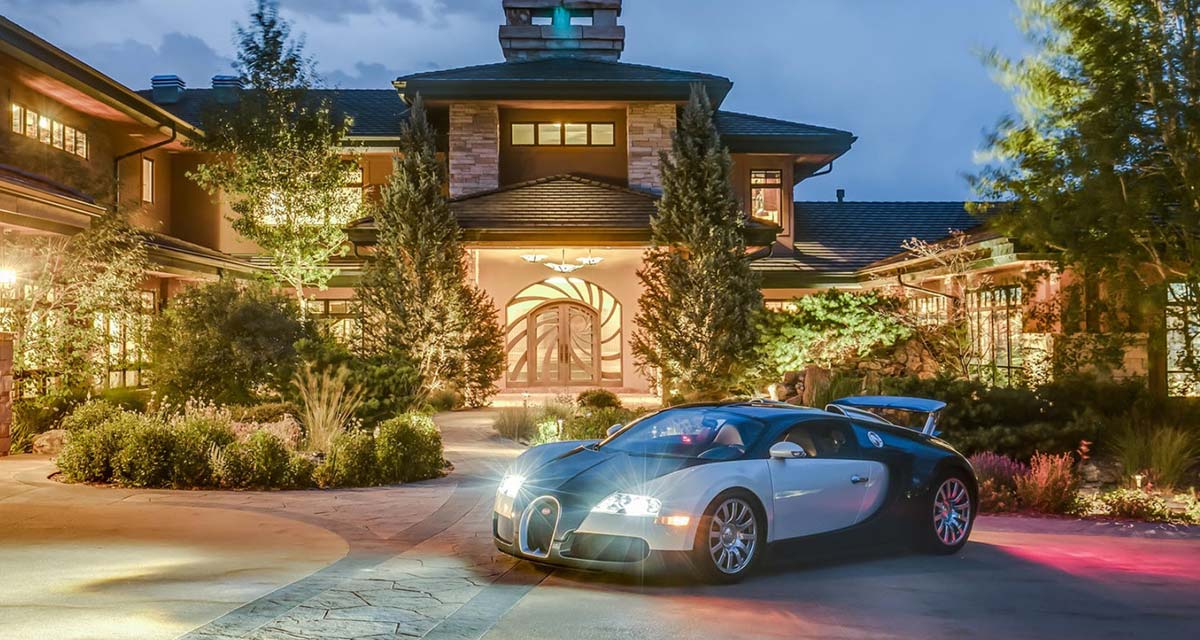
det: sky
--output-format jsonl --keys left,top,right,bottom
{"left": 2, "top": 0, "right": 1029, "bottom": 202}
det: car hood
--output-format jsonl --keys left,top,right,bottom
{"left": 515, "top": 442, "right": 700, "bottom": 509}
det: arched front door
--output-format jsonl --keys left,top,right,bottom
{"left": 528, "top": 301, "right": 601, "bottom": 386}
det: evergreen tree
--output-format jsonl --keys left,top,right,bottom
{"left": 358, "top": 97, "right": 504, "bottom": 406}
{"left": 189, "top": 0, "right": 359, "bottom": 316}
{"left": 632, "top": 85, "right": 763, "bottom": 396}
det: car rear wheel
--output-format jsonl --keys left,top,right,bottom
{"left": 691, "top": 491, "right": 764, "bottom": 584}
{"left": 921, "top": 473, "right": 973, "bottom": 554}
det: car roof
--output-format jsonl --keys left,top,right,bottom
{"left": 668, "top": 401, "right": 835, "bottom": 426}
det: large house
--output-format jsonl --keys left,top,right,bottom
{"left": 0, "top": 1, "right": 1194, "bottom": 452}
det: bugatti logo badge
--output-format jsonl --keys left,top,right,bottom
{"left": 540, "top": 507, "right": 552, "bottom": 516}
{"left": 868, "top": 431, "right": 884, "bottom": 448}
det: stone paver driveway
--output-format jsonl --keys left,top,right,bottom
{"left": 3, "top": 410, "right": 1200, "bottom": 640}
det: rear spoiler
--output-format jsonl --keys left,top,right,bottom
{"left": 826, "top": 396, "right": 947, "bottom": 436}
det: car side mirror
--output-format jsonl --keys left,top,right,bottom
{"left": 770, "top": 441, "right": 807, "bottom": 460}
{"left": 605, "top": 423, "right": 624, "bottom": 437}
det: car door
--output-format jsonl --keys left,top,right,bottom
{"left": 768, "top": 419, "right": 878, "bottom": 540}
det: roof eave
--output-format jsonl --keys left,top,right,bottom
{"left": 723, "top": 134, "right": 856, "bottom": 156}
{"left": 397, "top": 78, "right": 733, "bottom": 106}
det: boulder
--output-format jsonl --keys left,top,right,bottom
{"left": 32, "top": 429, "right": 66, "bottom": 455}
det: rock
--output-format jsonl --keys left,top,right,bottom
{"left": 32, "top": 429, "right": 66, "bottom": 455}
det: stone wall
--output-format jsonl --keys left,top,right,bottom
{"left": 0, "top": 332, "right": 12, "bottom": 455}
{"left": 627, "top": 103, "right": 676, "bottom": 193}
{"left": 448, "top": 103, "right": 500, "bottom": 197}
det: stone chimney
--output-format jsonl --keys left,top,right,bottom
{"left": 499, "top": 0, "right": 624, "bottom": 62}
{"left": 211, "top": 75, "right": 244, "bottom": 104}
{"left": 150, "top": 75, "right": 185, "bottom": 104}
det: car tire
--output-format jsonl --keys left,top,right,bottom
{"left": 691, "top": 490, "right": 765, "bottom": 584}
{"left": 919, "top": 471, "right": 974, "bottom": 555}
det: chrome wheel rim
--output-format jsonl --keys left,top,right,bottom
{"left": 933, "top": 478, "right": 971, "bottom": 546}
{"left": 708, "top": 497, "right": 758, "bottom": 574}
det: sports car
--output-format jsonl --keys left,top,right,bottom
{"left": 493, "top": 396, "right": 977, "bottom": 582}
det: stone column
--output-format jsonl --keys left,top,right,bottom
{"left": 0, "top": 332, "right": 12, "bottom": 456}
{"left": 448, "top": 103, "right": 500, "bottom": 198}
{"left": 627, "top": 103, "right": 677, "bottom": 193}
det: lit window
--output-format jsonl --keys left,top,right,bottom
{"left": 537, "top": 123, "right": 562, "bottom": 145}
{"left": 590, "top": 123, "right": 615, "bottom": 146}
{"left": 141, "top": 157, "right": 154, "bottom": 203}
{"left": 511, "top": 123, "right": 535, "bottom": 146}
{"left": 564, "top": 123, "right": 589, "bottom": 145}
{"left": 38, "top": 115, "right": 51, "bottom": 144}
{"left": 10, "top": 104, "right": 21, "bottom": 133}
{"left": 24, "top": 108, "right": 37, "bottom": 139}
{"left": 751, "top": 169, "right": 783, "bottom": 226}
{"left": 10, "top": 103, "right": 87, "bottom": 158}
{"left": 1167, "top": 282, "right": 1200, "bottom": 397}
{"left": 74, "top": 130, "right": 88, "bottom": 158}
{"left": 309, "top": 298, "right": 364, "bottom": 347}
{"left": 967, "top": 286, "right": 1024, "bottom": 387}
{"left": 341, "top": 164, "right": 364, "bottom": 206}
{"left": 908, "top": 295, "right": 948, "bottom": 326}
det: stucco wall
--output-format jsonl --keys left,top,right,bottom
{"left": 469, "top": 246, "right": 651, "bottom": 393}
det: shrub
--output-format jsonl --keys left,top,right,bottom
{"left": 230, "top": 402, "right": 300, "bottom": 424}
{"left": 148, "top": 279, "right": 313, "bottom": 405}
{"left": 376, "top": 414, "right": 446, "bottom": 484}
{"left": 97, "top": 387, "right": 148, "bottom": 412}
{"left": 563, "top": 407, "right": 638, "bottom": 441}
{"left": 293, "top": 364, "right": 364, "bottom": 453}
{"left": 1014, "top": 452, "right": 1079, "bottom": 514}
{"left": 11, "top": 391, "right": 84, "bottom": 452}
{"left": 576, "top": 389, "right": 621, "bottom": 410}
{"left": 285, "top": 454, "right": 317, "bottom": 489}
{"left": 170, "top": 410, "right": 236, "bottom": 487}
{"left": 60, "top": 400, "right": 123, "bottom": 432}
{"left": 209, "top": 442, "right": 254, "bottom": 489}
{"left": 970, "top": 452, "right": 1027, "bottom": 513}
{"left": 809, "top": 373, "right": 864, "bottom": 409}
{"left": 231, "top": 415, "right": 304, "bottom": 450}
{"left": 529, "top": 418, "right": 562, "bottom": 445}
{"left": 1112, "top": 425, "right": 1200, "bottom": 490}
{"left": 978, "top": 478, "right": 1021, "bottom": 512}
{"left": 315, "top": 430, "right": 376, "bottom": 488}
{"left": 111, "top": 416, "right": 176, "bottom": 488}
{"left": 427, "top": 388, "right": 464, "bottom": 412}
{"left": 294, "top": 338, "right": 422, "bottom": 429}
{"left": 1098, "top": 488, "right": 1176, "bottom": 522}
{"left": 243, "top": 430, "right": 292, "bottom": 488}
{"left": 56, "top": 419, "right": 127, "bottom": 483}
{"left": 494, "top": 407, "right": 539, "bottom": 441}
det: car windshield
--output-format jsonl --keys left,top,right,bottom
{"left": 599, "top": 407, "right": 766, "bottom": 459}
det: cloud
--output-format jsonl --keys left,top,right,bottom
{"left": 77, "top": 32, "right": 234, "bottom": 89}
{"left": 323, "top": 61, "right": 407, "bottom": 88}
{"left": 278, "top": 0, "right": 423, "bottom": 22}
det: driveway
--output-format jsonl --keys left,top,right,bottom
{"left": 1, "top": 411, "right": 1198, "bottom": 640}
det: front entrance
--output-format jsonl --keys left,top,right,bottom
{"left": 528, "top": 302, "right": 601, "bottom": 386}
{"left": 504, "top": 277, "right": 623, "bottom": 388}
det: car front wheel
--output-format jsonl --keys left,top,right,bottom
{"left": 921, "top": 473, "right": 974, "bottom": 554}
{"left": 691, "top": 491, "right": 764, "bottom": 583}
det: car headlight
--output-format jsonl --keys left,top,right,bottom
{"left": 498, "top": 474, "right": 524, "bottom": 498}
{"left": 591, "top": 492, "right": 662, "bottom": 517}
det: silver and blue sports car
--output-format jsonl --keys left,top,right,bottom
{"left": 493, "top": 397, "right": 977, "bottom": 583}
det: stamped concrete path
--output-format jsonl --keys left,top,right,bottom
{"left": 3, "top": 410, "right": 1200, "bottom": 640}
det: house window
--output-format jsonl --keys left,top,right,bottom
{"left": 967, "top": 285, "right": 1024, "bottom": 387}
{"left": 511, "top": 122, "right": 617, "bottom": 146}
{"left": 342, "top": 164, "right": 364, "bottom": 204}
{"left": 141, "top": 157, "right": 155, "bottom": 203}
{"left": 1167, "top": 282, "right": 1200, "bottom": 397}
{"left": 570, "top": 12, "right": 594, "bottom": 26}
{"left": 103, "top": 289, "right": 157, "bottom": 389}
{"left": 9, "top": 103, "right": 88, "bottom": 158}
{"left": 908, "top": 295, "right": 948, "bottom": 326}
{"left": 307, "top": 299, "right": 363, "bottom": 347}
{"left": 751, "top": 169, "right": 783, "bottom": 226}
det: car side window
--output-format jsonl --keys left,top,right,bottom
{"left": 778, "top": 420, "right": 860, "bottom": 459}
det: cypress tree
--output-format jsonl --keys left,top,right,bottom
{"left": 632, "top": 84, "right": 763, "bottom": 397}
{"left": 358, "top": 96, "right": 504, "bottom": 405}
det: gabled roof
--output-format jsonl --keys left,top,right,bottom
{"left": 790, "top": 201, "right": 984, "bottom": 273}
{"left": 133, "top": 88, "right": 409, "bottom": 139}
{"left": 395, "top": 57, "right": 733, "bottom": 106}
{"left": 715, "top": 111, "right": 856, "bottom": 156}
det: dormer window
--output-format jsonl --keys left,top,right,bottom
{"left": 511, "top": 122, "right": 616, "bottom": 147}
{"left": 10, "top": 103, "right": 88, "bottom": 158}
{"left": 751, "top": 169, "right": 783, "bottom": 225}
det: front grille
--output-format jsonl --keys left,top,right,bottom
{"left": 562, "top": 533, "right": 650, "bottom": 563}
{"left": 520, "top": 497, "right": 560, "bottom": 558}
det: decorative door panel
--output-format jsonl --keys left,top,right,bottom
{"left": 506, "top": 277, "right": 622, "bottom": 387}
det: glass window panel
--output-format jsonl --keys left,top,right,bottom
{"left": 569, "top": 14, "right": 593, "bottom": 26}
{"left": 38, "top": 115, "right": 51, "bottom": 144}
{"left": 11, "top": 104, "right": 22, "bottom": 134}
{"left": 65, "top": 127, "right": 75, "bottom": 154}
{"left": 564, "top": 123, "right": 589, "bottom": 145}
{"left": 751, "top": 186, "right": 782, "bottom": 225}
{"left": 751, "top": 169, "right": 782, "bottom": 185}
{"left": 74, "top": 130, "right": 88, "bottom": 157}
{"left": 142, "top": 157, "right": 154, "bottom": 202}
{"left": 590, "top": 123, "right": 615, "bottom": 146}
{"left": 327, "top": 300, "right": 351, "bottom": 315}
{"left": 511, "top": 123, "right": 535, "bottom": 146}
{"left": 537, "top": 123, "right": 562, "bottom": 145}
{"left": 24, "top": 109, "right": 37, "bottom": 138}
{"left": 1167, "top": 282, "right": 1200, "bottom": 397}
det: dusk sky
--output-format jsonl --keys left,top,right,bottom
{"left": 3, "top": 0, "right": 1028, "bottom": 202}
